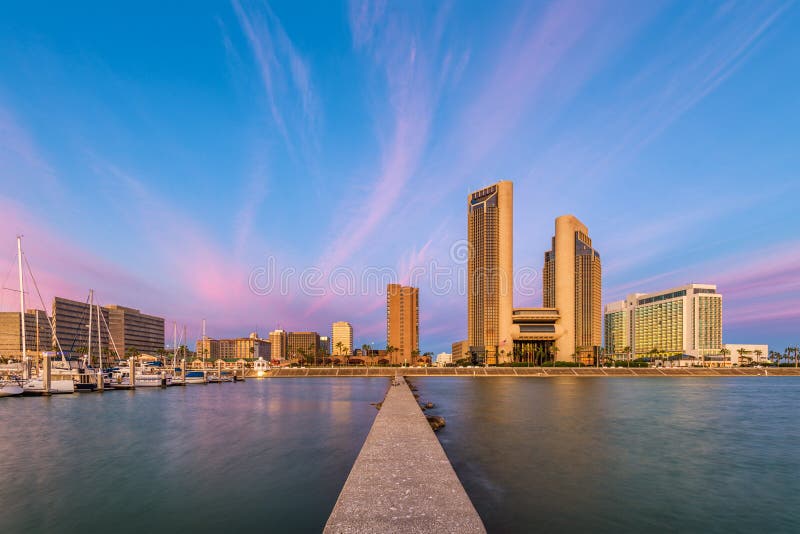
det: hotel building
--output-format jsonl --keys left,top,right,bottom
{"left": 215, "top": 333, "right": 271, "bottom": 361}
{"left": 467, "top": 181, "right": 514, "bottom": 364}
{"left": 543, "top": 215, "right": 602, "bottom": 364}
{"left": 196, "top": 336, "right": 220, "bottom": 360}
{"left": 0, "top": 309, "right": 52, "bottom": 357}
{"left": 106, "top": 305, "right": 165, "bottom": 356}
{"left": 387, "top": 284, "right": 419, "bottom": 365}
{"left": 604, "top": 283, "right": 722, "bottom": 360}
{"left": 451, "top": 339, "right": 468, "bottom": 363}
{"left": 332, "top": 321, "right": 353, "bottom": 356}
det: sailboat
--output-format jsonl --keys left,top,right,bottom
{"left": 8, "top": 236, "right": 74, "bottom": 395}
{"left": 186, "top": 319, "right": 209, "bottom": 384}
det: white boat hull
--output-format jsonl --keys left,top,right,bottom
{"left": 23, "top": 378, "right": 75, "bottom": 395}
{"left": 0, "top": 384, "right": 23, "bottom": 397}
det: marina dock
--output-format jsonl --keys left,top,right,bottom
{"left": 324, "top": 376, "right": 485, "bottom": 534}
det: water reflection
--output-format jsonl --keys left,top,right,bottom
{"left": 0, "top": 378, "right": 386, "bottom": 534}
{"left": 416, "top": 377, "right": 800, "bottom": 533}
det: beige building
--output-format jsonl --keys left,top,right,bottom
{"left": 543, "top": 215, "right": 602, "bottom": 364}
{"left": 0, "top": 309, "right": 52, "bottom": 358}
{"left": 196, "top": 336, "right": 220, "bottom": 360}
{"left": 332, "top": 321, "right": 353, "bottom": 356}
{"left": 106, "top": 305, "right": 165, "bottom": 356}
{"left": 604, "top": 284, "right": 722, "bottom": 361}
{"left": 269, "top": 329, "right": 287, "bottom": 361}
{"left": 213, "top": 332, "right": 271, "bottom": 361}
{"left": 467, "top": 180, "right": 514, "bottom": 364}
{"left": 723, "top": 344, "right": 768, "bottom": 366}
{"left": 451, "top": 339, "right": 468, "bottom": 363}
{"left": 510, "top": 308, "right": 561, "bottom": 364}
{"left": 387, "top": 284, "right": 419, "bottom": 365}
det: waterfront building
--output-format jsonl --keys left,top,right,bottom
{"left": 543, "top": 215, "right": 601, "bottom": 364}
{"left": 105, "top": 305, "right": 165, "bottom": 356}
{"left": 287, "top": 331, "right": 322, "bottom": 364}
{"left": 451, "top": 340, "right": 468, "bottom": 363}
{"left": 319, "top": 335, "right": 330, "bottom": 357}
{"left": 332, "top": 321, "right": 353, "bottom": 355}
{"left": 386, "top": 284, "right": 419, "bottom": 365}
{"left": 215, "top": 333, "right": 272, "bottom": 361}
{"left": 196, "top": 336, "right": 220, "bottom": 360}
{"left": 510, "top": 308, "right": 561, "bottom": 364}
{"left": 435, "top": 352, "right": 453, "bottom": 366}
{"left": 603, "top": 284, "right": 722, "bottom": 361}
{"left": 269, "top": 329, "right": 288, "bottom": 361}
{"left": 467, "top": 181, "right": 514, "bottom": 365}
{"left": 0, "top": 309, "right": 52, "bottom": 357}
{"left": 52, "top": 296, "right": 110, "bottom": 355}
{"left": 722, "top": 343, "right": 769, "bottom": 366}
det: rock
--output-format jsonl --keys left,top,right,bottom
{"left": 424, "top": 402, "right": 435, "bottom": 409}
{"left": 427, "top": 415, "right": 446, "bottom": 431}
{"left": 370, "top": 402, "right": 382, "bottom": 410}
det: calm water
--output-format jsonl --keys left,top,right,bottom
{"left": 0, "top": 378, "right": 387, "bottom": 533}
{"left": 414, "top": 377, "right": 800, "bottom": 534}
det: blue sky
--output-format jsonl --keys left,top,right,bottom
{"left": 1, "top": 0, "right": 798, "bottom": 353}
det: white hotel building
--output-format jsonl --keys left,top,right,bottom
{"left": 604, "top": 283, "right": 722, "bottom": 360}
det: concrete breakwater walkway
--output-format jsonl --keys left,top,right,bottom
{"left": 265, "top": 366, "right": 800, "bottom": 378}
{"left": 324, "top": 376, "right": 485, "bottom": 534}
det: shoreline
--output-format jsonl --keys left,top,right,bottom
{"left": 262, "top": 367, "right": 800, "bottom": 378}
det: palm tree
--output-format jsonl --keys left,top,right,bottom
{"left": 737, "top": 347, "right": 749, "bottom": 367}
{"left": 411, "top": 349, "right": 420, "bottom": 366}
{"left": 648, "top": 347, "right": 659, "bottom": 367}
{"left": 720, "top": 347, "right": 730, "bottom": 368}
{"left": 622, "top": 346, "right": 632, "bottom": 368}
{"left": 753, "top": 349, "right": 763, "bottom": 365}
{"left": 386, "top": 344, "right": 396, "bottom": 366}
{"left": 362, "top": 343, "right": 370, "bottom": 366}
{"left": 335, "top": 341, "right": 344, "bottom": 364}
{"left": 550, "top": 345, "right": 559, "bottom": 367}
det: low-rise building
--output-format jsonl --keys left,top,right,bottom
{"left": 435, "top": 352, "right": 453, "bottom": 366}
{"left": 106, "top": 305, "right": 165, "bottom": 356}
{"left": 0, "top": 309, "right": 52, "bottom": 358}
{"left": 723, "top": 344, "right": 769, "bottom": 366}
{"left": 451, "top": 340, "right": 468, "bottom": 364}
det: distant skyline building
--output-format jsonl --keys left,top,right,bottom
{"left": 543, "top": 215, "right": 602, "bottom": 364}
{"left": 387, "top": 284, "right": 419, "bottom": 365}
{"left": 106, "top": 304, "right": 165, "bottom": 356}
{"left": 451, "top": 339, "right": 468, "bottom": 363}
{"left": 214, "top": 332, "right": 271, "bottom": 361}
{"left": 287, "top": 331, "right": 323, "bottom": 363}
{"left": 604, "top": 283, "right": 722, "bottom": 360}
{"left": 0, "top": 309, "right": 52, "bottom": 357}
{"left": 332, "top": 321, "right": 353, "bottom": 356}
{"left": 467, "top": 180, "right": 514, "bottom": 365}
{"left": 269, "top": 329, "right": 287, "bottom": 361}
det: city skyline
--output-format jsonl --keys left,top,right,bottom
{"left": 1, "top": 1, "right": 799, "bottom": 353}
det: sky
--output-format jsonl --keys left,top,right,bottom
{"left": 1, "top": 0, "right": 798, "bottom": 354}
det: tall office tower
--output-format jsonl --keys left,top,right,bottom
{"left": 331, "top": 321, "right": 353, "bottom": 356}
{"left": 604, "top": 284, "right": 722, "bottom": 360}
{"left": 467, "top": 180, "right": 514, "bottom": 364}
{"left": 105, "top": 305, "right": 165, "bottom": 356}
{"left": 386, "top": 284, "right": 419, "bottom": 365}
{"left": 543, "top": 215, "right": 602, "bottom": 364}
{"left": 269, "top": 329, "right": 287, "bottom": 361}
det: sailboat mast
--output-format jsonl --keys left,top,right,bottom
{"left": 96, "top": 297, "right": 102, "bottom": 371}
{"left": 202, "top": 318, "right": 206, "bottom": 367}
{"left": 17, "top": 236, "right": 27, "bottom": 373}
{"left": 88, "top": 289, "right": 94, "bottom": 365}
{"left": 173, "top": 322, "right": 177, "bottom": 367}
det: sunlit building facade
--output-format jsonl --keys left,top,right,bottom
{"left": 543, "top": 215, "right": 602, "bottom": 364}
{"left": 604, "top": 284, "right": 722, "bottom": 360}
{"left": 467, "top": 180, "right": 514, "bottom": 364}
{"left": 332, "top": 321, "right": 353, "bottom": 356}
{"left": 387, "top": 284, "right": 419, "bottom": 365}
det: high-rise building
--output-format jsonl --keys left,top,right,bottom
{"left": 467, "top": 180, "right": 514, "bottom": 364}
{"left": 52, "top": 297, "right": 110, "bottom": 355}
{"left": 319, "top": 336, "right": 330, "bottom": 357}
{"left": 269, "top": 329, "right": 287, "bottom": 361}
{"left": 105, "top": 305, "right": 165, "bottom": 356}
{"left": 332, "top": 321, "right": 353, "bottom": 356}
{"left": 604, "top": 284, "right": 722, "bottom": 360}
{"left": 543, "top": 215, "right": 602, "bottom": 364}
{"left": 287, "top": 331, "right": 322, "bottom": 364}
{"left": 386, "top": 284, "right": 419, "bottom": 365}
{"left": 0, "top": 309, "right": 52, "bottom": 357}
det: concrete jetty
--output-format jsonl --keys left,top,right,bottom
{"left": 324, "top": 376, "right": 485, "bottom": 534}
